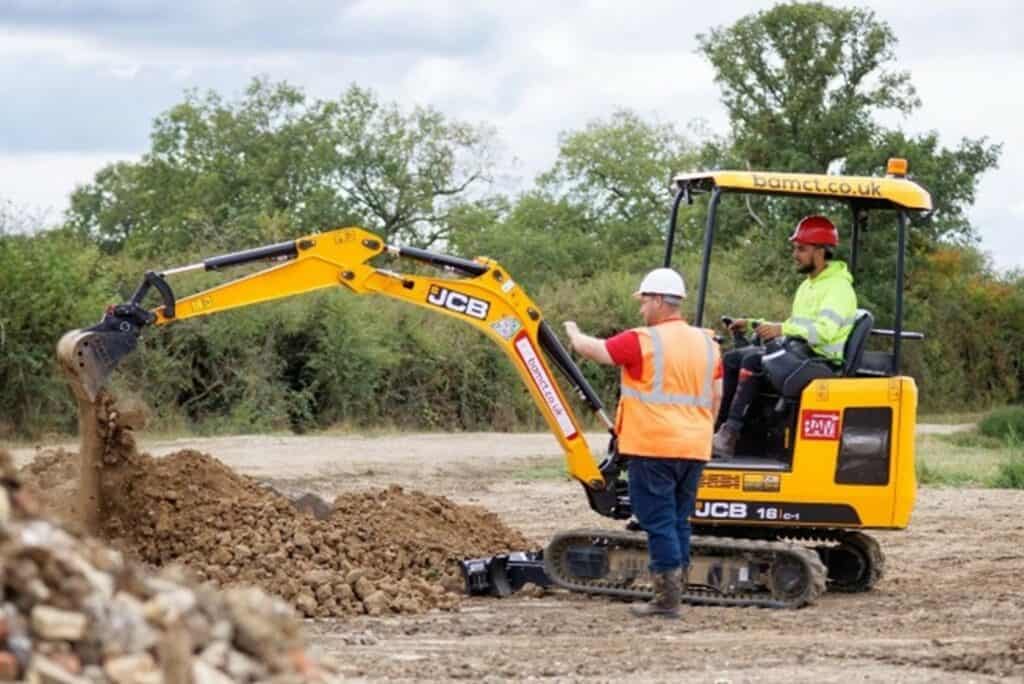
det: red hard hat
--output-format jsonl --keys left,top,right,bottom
{"left": 789, "top": 215, "right": 838, "bottom": 247}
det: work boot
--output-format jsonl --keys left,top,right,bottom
{"left": 631, "top": 568, "right": 682, "bottom": 618}
{"left": 712, "top": 424, "right": 739, "bottom": 457}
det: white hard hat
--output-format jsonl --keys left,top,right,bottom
{"left": 633, "top": 268, "right": 686, "bottom": 299}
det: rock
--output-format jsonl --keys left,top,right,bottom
{"left": 141, "top": 589, "right": 196, "bottom": 628}
{"left": 198, "top": 642, "right": 229, "bottom": 669}
{"left": 314, "top": 583, "right": 333, "bottom": 602}
{"left": 30, "top": 606, "right": 87, "bottom": 641}
{"left": 301, "top": 569, "right": 334, "bottom": 588}
{"left": 103, "top": 654, "right": 156, "bottom": 684}
{"left": 191, "top": 661, "right": 233, "bottom": 684}
{"left": 63, "top": 555, "right": 115, "bottom": 601}
{"left": 209, "top": 620, "right": 233, "bottom": 643}
{"left": 353, "top": 577, "right": 375, "bottom": 600}
{"left": 0, "top": 490, "right": 11, "bottom": 527}
{"left": 345, "top": 568, "right": 367, "bottom": 585}
{"left": 26, "top": 655, "right": 88, "bottom": 684}
{"left": 292, "top": 493, "right": 332, "bottom": 520}
{"left": 80, "top": 667, "right": 105, "bottom": 684}
{"left": 362, "top": 590, "right": 389, "bottom": 616}
{"left": 294, "top": 593, "right": 317, "bottom": 617}
{"left": 225, "top": 648, "right": 267, "bottom": 681}
{"left": 210, "top": 548, "right": 231, "bottom": 566}
{"left": 84, "top": 593, "right": 157, "bottom": 657}
{"left": 223, "top": 587, "right": 301, "bottom": 658}
{"left": 0, "top": 651, "right": 18, "bottom": 681}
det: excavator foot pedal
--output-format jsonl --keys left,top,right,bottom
{"left": 460, "top": 551, "right": 552, "bottom": 597}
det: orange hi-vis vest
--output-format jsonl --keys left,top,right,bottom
{"left": 616, "top": 320, "right": 719, "bottom": 460}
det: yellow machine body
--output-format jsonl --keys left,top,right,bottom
{"left": 697, "top": 377, "right": 918, "bottom": 531}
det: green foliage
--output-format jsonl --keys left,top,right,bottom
{"left": 915, "top": 459, "right": 977, "bottom": 487}
{"left": 938, "top": 431, "right": 1008, "bottom": 451}
{"left": 992, "top": 455, "right": 1024, "bottom": 489}
{"left": 904, "top": 251, "right": 1024, "bottom": 410}
{"left": 924, "top": 417, "right": 1024, "bottom": 489}
{"left": 0, "top": 227, "right": 113, "bottom": 435}
{"left": 67, "top": 78, "right": 495, "bottom": 256}
{"left": 698, "top": 2, "right": 918, "bottom": 173}
{"left": 697, "top": 2, "right": 1001, "bottom": 286}
{"left": 977, "top": 406, "right": 1024, "bottom": 443}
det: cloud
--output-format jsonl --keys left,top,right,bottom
{"left": 1, "top": 1, "right": 499, "bottom": 57}
{"left": 0, "top": 0, "right": 1021, "bottom": 269}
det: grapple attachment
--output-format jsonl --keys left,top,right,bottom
{"left": 57, "top": 304, "right": 156, "bottom": 401}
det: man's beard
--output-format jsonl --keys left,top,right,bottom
{"left": 797, "top": 262, "right": 815, "bottom": 274}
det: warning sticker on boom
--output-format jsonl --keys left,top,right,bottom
{"left": 513, "top": 333, "right": 577, "bottom": 439}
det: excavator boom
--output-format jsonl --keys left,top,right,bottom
{"left": 58, "top": 226, "right": 613, "bottom": 491}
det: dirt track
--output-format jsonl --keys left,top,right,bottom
{"left": 11, "top": 432, "right": 1024, "bottom": 682}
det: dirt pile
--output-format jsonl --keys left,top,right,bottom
{"left": 20, "top": 398, "right": 529, "bottom": 619}
{"left": 0, "top": 447, "right": 342, "bottom": 683}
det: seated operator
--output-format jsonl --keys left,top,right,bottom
{"left": 712, "top": 215, "right": 857, "bottom": 457}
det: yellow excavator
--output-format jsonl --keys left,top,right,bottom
{"left": 59, "top": 158, "right": 929, "bottom": 609}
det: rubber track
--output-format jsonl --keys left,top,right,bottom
{"left": 544, "top": 528, "right": 827, "bottom": 609}
{"left": 695, "top": 526, "right": 886, "bottom": 592}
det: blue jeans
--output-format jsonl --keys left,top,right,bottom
{"left": 627, "top": 456, "right": 705, "bottom": 573}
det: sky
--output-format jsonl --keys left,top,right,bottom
{"left": 1, "top": 1, "right": 1022, "bottom": 270}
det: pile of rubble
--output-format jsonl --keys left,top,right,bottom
{"left": 0, "top": 448, "right": 341, "bottom": 683}
{"left": 19, "top": 397, "right": 529, "bottom": 620}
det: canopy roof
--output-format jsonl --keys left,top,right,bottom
{"left": 672, "top": 170, "right": 932, "bottom": 211}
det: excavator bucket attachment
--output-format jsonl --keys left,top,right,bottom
{"left": 57, "top": 304, "right": 155, "bottom": 402}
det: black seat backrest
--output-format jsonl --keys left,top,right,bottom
{"left": 841, "top": 309, "right": 874, "bottom": 377}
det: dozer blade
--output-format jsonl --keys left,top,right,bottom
{"left": 57, "top": 305, "right": 154, "bottom": 402}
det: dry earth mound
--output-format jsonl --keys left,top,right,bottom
{"left": 20, "top": 418, "right": 528, "bottom": 618}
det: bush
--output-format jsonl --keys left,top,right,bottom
{"left": 992, "top": 455, "right": 1024, "bottom": 489}
{"left": 915, "top": 459, "right": 977, "bottom": 487}
{"left": 977, "top": 405, "right": 1024, "bottom": 443}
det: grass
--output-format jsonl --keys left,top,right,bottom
{"left": 917, "top": 411, "right": 986, "bottom": 425}
{"left": 511, "top": 457, "right": 569, "bottom": 482}
{"left": 916, "top": 417, "right": 1024, "bottom": 488}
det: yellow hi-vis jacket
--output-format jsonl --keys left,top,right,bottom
{"left": 616, "top": 320, "right": 720, "bottom": 460}
{"left": 779, "top": 261, "right": 857, "bottom": 363}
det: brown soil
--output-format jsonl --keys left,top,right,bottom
{"left": 19, "top": 425, "right": 527, "bottom": 620}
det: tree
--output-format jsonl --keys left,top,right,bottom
{"left": 539, "top": 109, "right": 702, "bottom": 253}
{"left": 68, "top": 78, "right": 496, "bottom": 256}
{"left": 697, "top": 2, "right": 1001, "bottom": 281}
{"left": 450, "top": 110, "right": 706, "bottom": 287}
{"left": 698, "top": 2, "right": 919, "bottom": 173}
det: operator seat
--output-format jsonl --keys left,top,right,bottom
{"left": 840, "top": 309, "right": 874, "bottom": 377}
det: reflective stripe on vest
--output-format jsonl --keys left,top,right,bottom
{"left": 619, "top": 326, "right": 716, "bottom": 409}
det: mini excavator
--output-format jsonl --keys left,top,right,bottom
{"left": 60, "top": 158, "right": 930, "bottom": 609}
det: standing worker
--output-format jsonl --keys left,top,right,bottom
{"left": 713, "top": 215, "right": 857, "bottom": 456}
{"left": 564, "top": 268, "right": 722, "bottom": 619}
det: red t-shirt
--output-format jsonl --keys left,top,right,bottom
{"left": 605, "top": 321, "right": 723, "bottom": 382}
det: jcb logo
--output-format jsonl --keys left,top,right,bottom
{"left": 427, "top": 286, "right": 491, "bottom": 320}
{"left": 694, "top": 501, "right": 748, "bottom": 519}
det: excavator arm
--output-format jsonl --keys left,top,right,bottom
{"left": 58, "top": 226, "right": 631, "bottom": 511}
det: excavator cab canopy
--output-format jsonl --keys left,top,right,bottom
{"left": 666, "top": 158, "right": 932, "bottom": 375}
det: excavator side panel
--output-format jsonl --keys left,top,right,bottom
{"left": 697, "top": 376, "right": 917, "bottom": 530}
